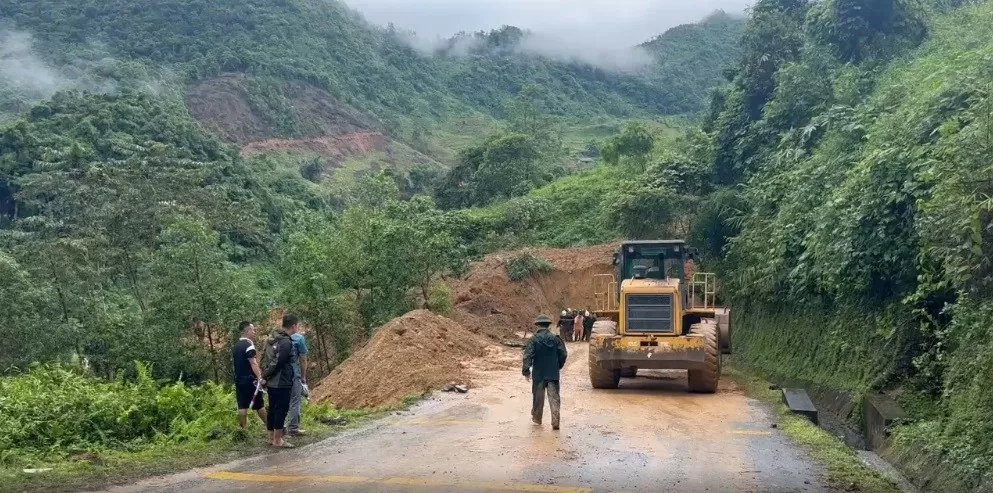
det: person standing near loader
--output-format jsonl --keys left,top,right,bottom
{"left": 523, "top": 315, "right": 568, "bottom": 430}
{"left": 582, "top": 310, "right": 596, "bottom": 342}
{"left": 557, "top": 310, "right": 573, "bottom": 342}
{"left": 232, "top": 321, "right": 267, "bottom": 429}
{"left": 261, "top": 314, "right": 299, "bottom": 448}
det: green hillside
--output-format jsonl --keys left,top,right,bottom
{"left": 641, "top": 11, "right": 747, "bottom": 112}
{"left": 0, "top": 0, "right": 741, "bottom": 130}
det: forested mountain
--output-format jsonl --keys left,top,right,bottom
{"left": 641, "top": 11, "right": 746, "bottom": 113}
{"left": 0, "top": 0, "right": 742, "bottom": 130}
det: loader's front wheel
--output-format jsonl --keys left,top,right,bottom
{"left": 589, "top": 352, "right": 620, "bottom": 389}
{"left": 687, "top": 323, "right": 720, "bottom": 394}
{"left": 619, "top": 367, "right": 637, "bottom": 378}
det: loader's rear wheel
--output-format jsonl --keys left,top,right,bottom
{"left": 589, "top": 352, "right": 620, "bottom": 389}
{"left": 687, "top": 323, "right": 720, "bottom": 394}
{"left": 619, "top": 367, "right": 637, "bottom": 378}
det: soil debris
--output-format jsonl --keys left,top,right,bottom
{"left": 311, "top": 310, "right": 488, "bottom": 408}
{"left": 449, "top": 244, "right": 617, "bottom": 341}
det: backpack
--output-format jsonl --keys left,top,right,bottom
{"left": 259, "top": 332, "right": 281, "bottom": 378}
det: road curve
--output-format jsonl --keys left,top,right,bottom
{"left": 100, "top": 343, "right": 829, "bottom": 493}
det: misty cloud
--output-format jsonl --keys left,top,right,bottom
{"left": 0, "top": 28, "right": 181, "bottom": 118}
{"left": 347, "top": 0, "right": 753, "bottom": 50}
{"left": 0, "top": 30, "right": 69, "bottom": 100}
{"left": 398, "top": 28, "right": 655, "bottom": 73}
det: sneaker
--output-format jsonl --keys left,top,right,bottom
{"left": 289, "top": 430, "right": 308, "bottom": 437}
{"left": 552, "top": 424, "right": 560, "bottom": 430}
{"left": 276, "top": 441, "right": 296, "bottom": 449}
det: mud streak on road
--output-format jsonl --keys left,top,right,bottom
{"left": 98, "top": 343, "right": 829, "bottom": 493}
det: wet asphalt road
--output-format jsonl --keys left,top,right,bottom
{"left": 99, "top": 343, "right": 829, "bottom": 493}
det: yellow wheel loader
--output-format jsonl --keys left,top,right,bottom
{"left": 589, "top": 240, "right": 731, "bottom": 393}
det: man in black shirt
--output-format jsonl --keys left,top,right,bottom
{"left": 233, "top": 321, "right": 267, "bottom": 429}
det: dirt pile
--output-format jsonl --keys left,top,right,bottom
{"left": 311, "top": 310, "right": 489, "bottom": 409}
{"left": 450, "top": 244, "right": 617, "bottom": 341}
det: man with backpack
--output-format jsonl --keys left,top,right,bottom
{"left": 261, "top": 314, "right": 299, "bottom": 448}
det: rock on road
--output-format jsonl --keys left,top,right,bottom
{"left": 100, "top": 343, "right": 830, "bottom": 493}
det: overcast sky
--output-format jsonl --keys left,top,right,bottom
{"left": 342, "top": 0, "right": 753, "bottom": 48}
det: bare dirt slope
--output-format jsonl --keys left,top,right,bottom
{"left": 241, "top": 132, "right": 389, "bottom": 159}
{"left": 185, "top": 75, "right": 374, "bottom": 145}
{"left": 450, "top": 244, "right": 617, "bottom": 341}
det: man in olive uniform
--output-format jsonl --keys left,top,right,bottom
{"left": 523, "top": 315, "right": 568, "bottom": 430}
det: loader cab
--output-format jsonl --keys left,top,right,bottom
{"left": 613, "top": 241, "right": 694, "bottom": 292}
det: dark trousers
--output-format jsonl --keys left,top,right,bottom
{"left": 266, "top": 386, "right": 292, "bottom": 431}
{"left": 531, "top": 380, "right": 561, "bottom": 428}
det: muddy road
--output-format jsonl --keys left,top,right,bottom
{"left": 103, "top": 343, "right": 829, "bottom": 493}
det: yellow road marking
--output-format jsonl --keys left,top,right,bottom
{"left": 206, "top": 472, "right": 368, "bottom": 483}
{"left": 206, "top": 471, "right": 592, "bottom": 493}
{"left": 730, "top": 430, "right": 773, "bottom": 436}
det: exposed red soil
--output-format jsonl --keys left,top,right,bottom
{"left": 312, "top": 310, "right": 490, "bottom": 409}
{"left": 241, "top": 132, "right": 390, "bottom": 160}
{"left": 449, "top": 244, "right": 618, "bottom": 341}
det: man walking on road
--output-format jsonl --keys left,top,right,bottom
{"left": 285, "top": 320, "right": 310, "bottom": 437}
{"left": 233, "top": 321, "right": 267, "bottom": 429}
{"left": 263, "top": 314, "right": 299, "bottom": 448}
{"left": 523, "top": 315, "right": 567, "bottom": 430}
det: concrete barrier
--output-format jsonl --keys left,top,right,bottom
{"left": 863, "top": 394, "right": 907, "bottom": 451}
{"left": 782, "top": 388, "right": 818, "bottom": 425}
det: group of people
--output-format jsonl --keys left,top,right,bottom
{"left": 231, "top": 314, "right": 310, "bottom": 449}
{"left": 556, "top": 308, "right": 596, "bottom": 342}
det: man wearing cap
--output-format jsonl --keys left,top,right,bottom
{"left": 523, "top": 315, "right": 568, "bottom": 430}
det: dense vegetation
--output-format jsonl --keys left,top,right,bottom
{"left": 0, "top": 364, "right": 365, "bottom": 490}
{"left": 697, "top": 1, "right": 993, "bottom": 489}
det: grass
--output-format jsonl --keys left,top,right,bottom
{"left": 504, "top": 252, "right": 555, "bottom": 281}
{"left": 0, "top": 403, "right": 390, "bottom": 493}
{"left": 727, "top": 367, "right": 900, "bottom": 493}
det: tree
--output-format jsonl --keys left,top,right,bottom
{"left": 149, "top": 216, "right": 266, "bottom": 381}
{"left": 601, "top": 123, "right": 655, "bottom": 171}
{"left": 0, "top": 251, "right": 57, "bottom": 371}
{"left": 277, "top": 212, "right": 356, "bottom": 369}
{"left": 384, "top": 197, "right": 468, "bottom": 309}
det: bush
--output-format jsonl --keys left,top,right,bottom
{"left": 425, "top": 282, "right": 454, "bottom": 316}
{"left": 0, "top": 364, "right": 237, "bottom": 466}
{"left": 504, "top": 252, "right": 554, "bottom": 281}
